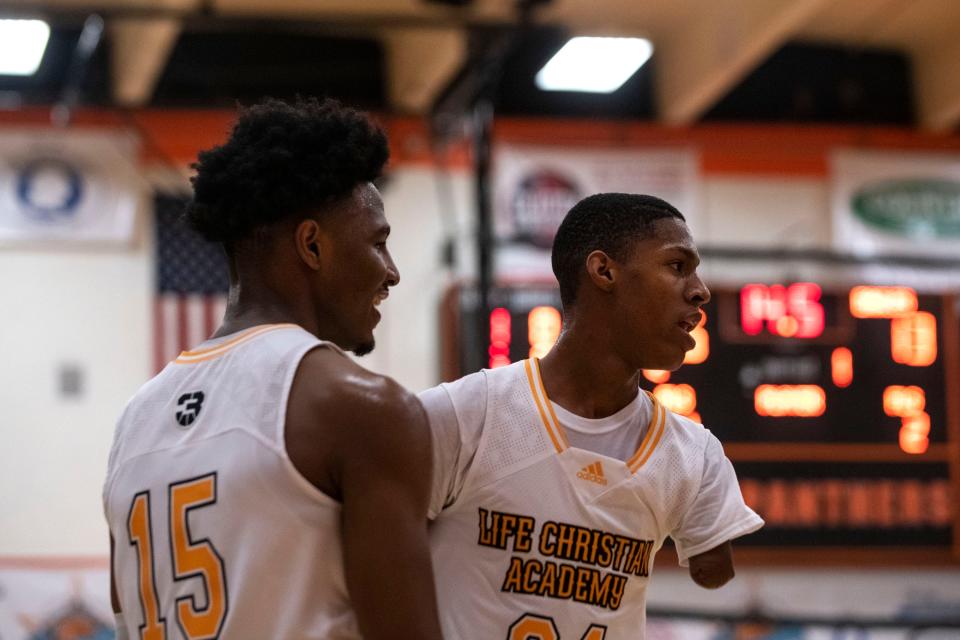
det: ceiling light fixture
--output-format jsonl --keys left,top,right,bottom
{"left": 0, "top": 19, "right": 51, "bottom": 76}
{"left": 535, "top": 36, "right": 653, "bottom": 93}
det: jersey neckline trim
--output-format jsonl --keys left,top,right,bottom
{"left": 174, "top": 323, "right": 301, "bottom": 364}
{"left": 524, "top": 357, "right": 666, "bottom": 472}
{"left": 524, "top": 358, "right": 569, "bottom": 453}
{"left": 626, "top": 396, "right": 665, "bottom": 472}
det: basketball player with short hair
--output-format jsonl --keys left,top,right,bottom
{"left": 104, "top": 98, "right": 443, "bottom": 639}
{"left": 422, "top": 193, "right": 763, "bottom": 639}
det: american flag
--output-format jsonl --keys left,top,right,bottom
{"left": 154, "top": 195, "right": 229, "bottom": 372}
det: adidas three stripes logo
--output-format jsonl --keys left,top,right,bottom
{"left": 576, "top": 461, "right": 608, "bottom": 486}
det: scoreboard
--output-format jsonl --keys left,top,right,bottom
{"left": 443, "top": 283, "right": 960, "bottom": 563}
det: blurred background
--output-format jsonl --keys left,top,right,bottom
{"left": 0, "top": 0, "right": 959, "bottom": 638}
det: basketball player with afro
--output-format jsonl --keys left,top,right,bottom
{"left": 422, "top": 194, "right": 763, "bottom": 639}
{"left": 104, "top": 98, "right": 443, "bottom": 639}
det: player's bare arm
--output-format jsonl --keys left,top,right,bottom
{"left": 109, "top": 535, "right": 119, "bottom": 613}
{"left": 688, "top": 541, "right": 735, "bottom": 589}
{"left": 286, "top": 347, "right": 443, "bottom": 640}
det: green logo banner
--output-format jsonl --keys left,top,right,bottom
{"left": 852, "top": 179, "right": 960, "bottom": 238}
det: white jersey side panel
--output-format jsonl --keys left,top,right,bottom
{"left": 103, "top": 325, "right": 361, "bottom": 640}
{"left": 428, "top": 359, "right": 707, "bottom": 640}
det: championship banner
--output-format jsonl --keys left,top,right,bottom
{"left": 493, "top": 144, "right": 700, "bottom": 250}
{"left": 0, "top": 130, "right": 141, "bottom": 246}
{"left": 831, "top": 149, "right": 960, "bottom": 259}
{"left": 0, "top": 562, "right": 113, "bottom": 639}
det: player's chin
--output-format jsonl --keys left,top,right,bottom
{"left": 663, "top": 355, "right": 686, "bottom": 372}
{"left": 351, "top": 339, "right": 376, "bottom": 357}
{"left": 350, "top": 309, "right": 380, "bottom": 357}
{"left": 661, "top": 331, "right": 695, "bottom": 370}
{"left": 654, "top": 345, "right": 688, "bottom": 372}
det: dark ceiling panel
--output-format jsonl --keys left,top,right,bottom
{"left": 0, "top": 24, "right": 111, "bottom": 107}
{"left": 151, "top": 29, "right": 386, "bottom": 109}
{"left": 704, "top": 42, "right": 915, "bottom": 125}
{"left": 0, "top": 20, "right": 923, "bottom": 127}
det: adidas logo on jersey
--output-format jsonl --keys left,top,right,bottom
{"left": 576, "top": 461, "right": 607, "bottom": 486}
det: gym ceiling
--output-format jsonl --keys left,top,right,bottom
{"left": 1, "top": 0, "right": 958, "bottom": 131}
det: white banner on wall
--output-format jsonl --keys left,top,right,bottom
{"left": 0, "top": 129, "right": 141, "bottom": 246}
{"left": 493, "top": 144, "right": 700, "bottom": 247}
{"left": 831, "top": 149, "right": 960, "bottom": 259}
{"left": 492, "top": 143, "right": 699, "bottom": 279}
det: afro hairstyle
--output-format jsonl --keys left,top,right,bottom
{"left": 551, "top": 193, "right": 686, "bottom": 307}
{"left": 184, "top": 96, "right": 389, "bottom": 246}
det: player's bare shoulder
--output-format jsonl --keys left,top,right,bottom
{"left": 286, "top": 345, "right": 427, "bottom": 500}
{"left": 307, "top": 346, "right": 419, "bottom": 422}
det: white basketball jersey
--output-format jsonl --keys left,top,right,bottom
{"left": 103, "top": 324, "right": 362, "bottom": 640}
{"left": 428, "top": 359, "right": 731, "bottom": 640}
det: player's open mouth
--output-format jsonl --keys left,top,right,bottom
{"left": 678, "top": 311, "right": 702, "bottom": 333}
{"left": 373, "top": 291, "right": 389, "bottom": 307}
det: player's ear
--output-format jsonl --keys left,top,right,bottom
{"left": 294, "top": 219, "right": 323, "bottom": 270}
{"left": 585, "top": 250, "right": 617, "bottom": 294}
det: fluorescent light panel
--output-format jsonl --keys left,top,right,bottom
{"left": 536, "top": 36, "right": 653, "bottom": 93}
{"left": 0, "top": 19, "right": 51, "bottom": 76}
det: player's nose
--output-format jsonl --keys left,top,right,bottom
{"left": 688, "top": 273, "right": 710, "bottom": 305}
{"left": 385, "top": 250, "right": 400, "bottom": 287}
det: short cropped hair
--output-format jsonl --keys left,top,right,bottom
{"left": 551, "top": 193, "right": 685, "bottom": 307}
{"left": 184, "top": 97, "right": 389, "bottom": 246}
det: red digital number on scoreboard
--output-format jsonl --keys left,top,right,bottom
{"left": 489, "top": 307, "right": 512, "bottom": 368}
{"left": 740, "top": 283, "right": 824, "bottom": 338}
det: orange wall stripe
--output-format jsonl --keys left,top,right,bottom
{"left": 0, "top": 556, "right": 110, "bottom": 570}
{"left": 4, "top": 109, "right": 960, "bottom": 175}
{"left": 724, "top": 442, "right": 951, "bottom": 462}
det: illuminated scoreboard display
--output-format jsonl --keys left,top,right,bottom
{"left": 448, "top": 283, "right": 960, "bottom": 560}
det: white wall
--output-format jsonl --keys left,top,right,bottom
{"left": 700, "top": 176, "right": 829, "bottom": 248}
{"left": 0, "top": 164, "right": 478, "bottom": 556}
{"left": 360, "top": 166, "right": 474, "bottom": 392}
{"left": 0, "top": 229, "right": 152, "bottom": 555}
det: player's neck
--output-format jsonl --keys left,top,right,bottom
{"left": 212, "top": 281, "right": 315, "bottom": 338}
{"left": 539, "top": 330, "right": 642, "bottom": 420}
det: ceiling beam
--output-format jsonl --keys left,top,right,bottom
{"left": 109, "top": 16, "right": 182, "bottom": 107}
{"left": 382, "top": 27, "right": 467, "bottom": 114}
{"left": 655, "top": 0, "right": 831, "bottom": 124}
{"left": 913, "top": 36, "right": 960, "bottom": 132}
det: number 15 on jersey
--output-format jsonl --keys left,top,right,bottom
{"left": 127, "top": 472, "right": 228, "bottom": 640}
